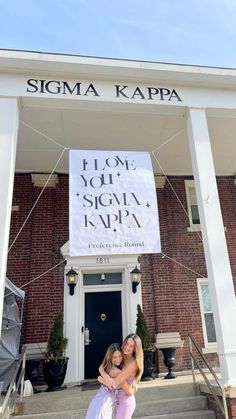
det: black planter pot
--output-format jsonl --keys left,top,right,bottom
{"left": 141, "top": 350, "right": 155, "bottom": 381}
{"left": 160, "top": 347, "right": 176, "bottom": 379}
{"left": 25, "top": 360, "right": 41, "bottom": 384}
{"left": 43, "top": 358, "right": 69, "bottom": 391}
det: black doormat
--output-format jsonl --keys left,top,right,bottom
{"left": 81, "top": 382, "right": 100, "bottom": 391}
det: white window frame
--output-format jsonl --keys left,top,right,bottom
{"left": 185, "top": 180, "right": 201, "bottom": 231}
{"left": 197, "top": 278, "right": 217, "bottom": 352}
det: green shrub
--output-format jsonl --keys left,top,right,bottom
{"left": 45, "top": 313, "right": 68, "bottom": 361}
{"left": 136, "top": 304, "right": 151, "bottom": 350}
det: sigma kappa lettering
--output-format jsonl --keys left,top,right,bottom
{"left": 114, "top": 85, "right": 182, "bottom": 102}
{"left": 26, "top": 79, "right": 99, "bottom": 96}
{"left": 26, "top": 79, "right": 182, "bottom": 102}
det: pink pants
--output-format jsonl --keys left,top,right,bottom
{"left": 115, "top": 390, "right": 136, "bottom": 419}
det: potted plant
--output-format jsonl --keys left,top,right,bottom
{"left": 43, "top": 313, "right": 69, "bottom": 391}
{"left": 136, "top": 304, "right": 155, "bottom": 380}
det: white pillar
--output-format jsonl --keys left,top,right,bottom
{"left": 0, "top": 98, "right": 19, "bottom": 337}
{"left": 187, "top": 107, "right": 236, "bottom": 387}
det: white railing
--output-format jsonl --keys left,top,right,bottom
{"left": 188, "top": 335, "right": 229, "bottom": 419}
{"left": 0, "top": 345, "right": 26, "bottom": 419}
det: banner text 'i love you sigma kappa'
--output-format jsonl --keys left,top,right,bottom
{"left": 69, "top": 150, "right": 161, "bottom": 256}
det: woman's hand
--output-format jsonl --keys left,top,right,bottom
{"left": 132, "top": 382, "right": 138, "bottom": 393}
{"left": 98, "top": 375, "right": 115, "bottom": 390}
{"left": 120, "top": 380, "right": 135, "bottom": 396}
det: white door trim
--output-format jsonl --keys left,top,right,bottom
{"left": 61, "top": 241, "right": 142, "bottom": 384}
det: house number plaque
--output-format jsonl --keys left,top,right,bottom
{"left": 96, "top": 257, "right": 110, "bottom": 264}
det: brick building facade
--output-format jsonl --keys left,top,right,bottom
{"left": 7, "top": 173, "right": 236, "bottom": 373}
{"left": 1, "top": 50, "right": 236, "bottom": 419}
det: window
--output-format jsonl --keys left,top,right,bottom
{"left": 197, "top": 279, "right": 217, "bottom": 347}
{"left": 185, "top": 180, "right": 200, "bottom": 230}
{"left": 83, "top": 272, "right": 122, "bottom": 286}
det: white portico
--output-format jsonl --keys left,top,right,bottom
{"left": 0, "top": 49, "right": 236, "bottom": 387}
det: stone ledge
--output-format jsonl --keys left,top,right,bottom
{"left": 154, "top": 175, "right": 166, "bottom": 189}
{"left": 155, "top": 332, "right": 185, "bottom": 349}
{"left": 31, "top": 174, "right": 58, "bottom": 188}
{"left": 202, "top": 346, "right": 217, "bottom": 354}
{"left": 200, "top": 382, "right": 236, "bottom": 398}
{"left": 26, "top": 342, "right": 47, "bottom": 360}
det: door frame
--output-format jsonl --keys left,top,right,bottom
{"left": 84, "top": 288, "right": 123, "bottom": 379}
{"left": 61, "top": 241, "right": 142, "bottom": 385}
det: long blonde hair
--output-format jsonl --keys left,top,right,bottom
{"left": 101, "top": 342, "right": 123, "bottom": 374}
{"left": 122, "top": 333, "right": 144, "bottom": 383}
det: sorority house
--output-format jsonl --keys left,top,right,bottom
{"left": 0, "top": 49, "right": 236, "bottom": 402}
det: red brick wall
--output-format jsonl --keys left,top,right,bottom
{"left": 140, "top": 177, "right": 236, "bottom": 372}
{"left": 6, "top": 174, "right": 236, "bottom": 372}
{"left": 229, "top": 398, "right": 236, "bottom": 419}
{"left": 202, "top": 393, "right": 236, "bottom": 419}
{"left": 7, "top": 174, "right": 69, "bottom": 343}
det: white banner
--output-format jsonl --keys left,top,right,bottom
{"left": 69, "top": 150, "right": 161, "bottom": 256}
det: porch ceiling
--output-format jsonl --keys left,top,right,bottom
{"left": 16, "top": 98, "right": 236, "bottom": 176}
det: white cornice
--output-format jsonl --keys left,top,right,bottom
{"left": 1, "top": 49, "right": 236, "bottom": 88}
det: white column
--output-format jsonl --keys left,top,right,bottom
{"left": 187, "top": 107, "right": 236, "bottom": 387}
{"left": 0, "top": 98, "right": 19, "bottom": 337}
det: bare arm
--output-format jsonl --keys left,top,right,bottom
{"left": 113, "top": 360, "right": 137, "bottom": 387}
{"left": 120, "top": 380, "right": 136, "bottom": 396}
{"left": 99, "top": 364, "right": 111, "bottom": 379}
{"left": 98, "top": 375, "right": 111, "bottom": 387}
{"left": 98, "top": 365, "right": 114, "bottom": 388}
{"left": 98, "top": 366, "right": 135, "bottom": 396}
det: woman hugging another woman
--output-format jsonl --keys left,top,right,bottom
{"left": 98, "top": 333, "right": 144, "bottom": 419}
{"left": 85, "top": 334, "right": 143, "bottom": 419}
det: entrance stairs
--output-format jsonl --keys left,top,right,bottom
{"left": 13, "top": 376, "right": 216, "bottom": 419}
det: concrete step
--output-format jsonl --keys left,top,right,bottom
{"left": 133, "top": 396, "right": 207, "bottom": 416}
{"left": 15, "top": 382, "right": 197, "bottom": 415}
{"left": 13, "top": 409, "right": 216, "bottom": 419}
{"left": 136, "top": 382, "right": 196, "bottom": 401}
{"left": 16, "top": 388, "right": 95, "bottom": 415}
{"left": 12, "top": 381, "right": 216, "bottom": 419}
{"left": 13, "top": 410, "right": 86, "bottom": 419}
{"left": 136, "top": 411, "right": 216, "bottom": 419}
{"left": 13, "top": 396, "right": 215, "bottom": 419}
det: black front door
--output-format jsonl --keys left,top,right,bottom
{"left": 85, "top": 291, "right": 122, "bottom": 379}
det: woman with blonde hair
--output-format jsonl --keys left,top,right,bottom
{"left": 99, "top": 333, "right": 144, "bottom": 419}
{"left": 85, "top": 342, "right": 135, "bottom": 419}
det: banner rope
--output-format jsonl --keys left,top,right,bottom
{"left": 160, "top": 252, "right": 205, "bottom": 278}
{"left": 152, "top": 142, "right": 203, "bottom": 243}
{"left": 8, "top": 121, "right": 70, "bottom": 253}
{"left": 7, "top": 123, "right": 205, "bottom": 292}
{"left": 152, "top": 128, "right": 185, "bottom": 154}
{"left": 20, "top": 120, "right": 69, "bottom": 150}
{"left": 5, "top": 258, "right": 67, "bottom": 298}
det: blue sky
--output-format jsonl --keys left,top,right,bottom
{"left": 1, "top": 0, "right": 236, "bottom": 67}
